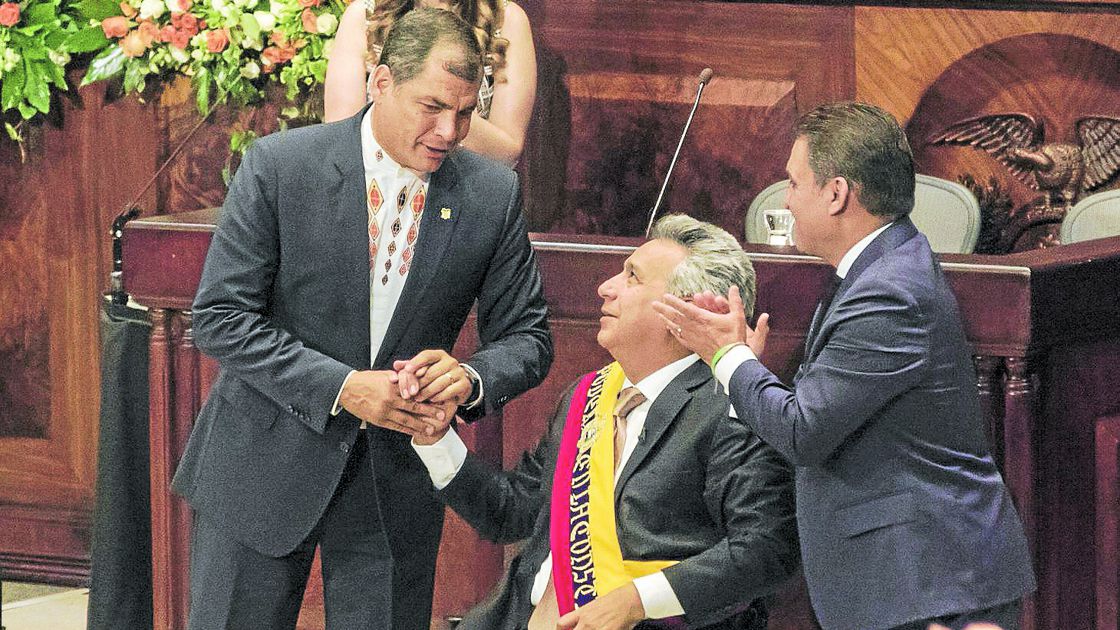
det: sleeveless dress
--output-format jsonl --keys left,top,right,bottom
{"left": 365, "top": 0, "right": 502, "bottom": 119}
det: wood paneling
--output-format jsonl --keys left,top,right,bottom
{"left": 516, "top": 0, "right": 855, "bottom": 235}
{"left": 1096, "top": 415, "right": 1120, "bottom": 630}
{"left": 856, "top": 8, "right": 1120, "bottom": 250}
{"left": 0, "top": 71, "right": 160, "bottom": 583}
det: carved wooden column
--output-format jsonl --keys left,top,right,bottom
{"left": 1003, "top": 356, "right": 1037, "bottom": 630}
{"left": 1096, "top": 416, "right": 1120, "bottom": 630}
{"left": 974, "top": 355, "right": 1006, "bottom": 469}
{"left": 149, "top": 308, "right": 197, "bottom": 630}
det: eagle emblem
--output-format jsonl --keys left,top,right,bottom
{"left": 929, "top": 114, "right": 1120, "bottom": 210}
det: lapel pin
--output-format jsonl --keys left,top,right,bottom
{"left": 440, "top": 207, "right": 452, "bottom": 220}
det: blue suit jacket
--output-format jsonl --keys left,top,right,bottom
{"left": 171, "top": 105, "right": 552, "bottom": 626}
{"left": 729, "top": 218, "right": 1034, "bottom": 629}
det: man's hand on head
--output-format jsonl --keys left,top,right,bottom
{"left": 556, "top": 582, "right": 647, "bottom": 630}
{"left": 653, "top": 286, "right": 768, "bottom": 364}
{"left": 393, "top": 349, "right": 472, "bottom": 406}
{"left": 339, "top": 370, "right": 448, "bottom": 438}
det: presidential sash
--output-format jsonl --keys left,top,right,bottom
{"left": 548, "top": 362, "right": 678, "bottom": 614}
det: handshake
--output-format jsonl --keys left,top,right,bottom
{"left": 337, "top": 349, "right": 474, "bottom": 445}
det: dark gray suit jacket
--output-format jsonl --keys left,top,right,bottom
{"left": 442, "top": 360, "right": 799, "bottom": 630}
{"left": 729, "top": 218, "right": 1035, "bottom": 629}
{"left": 171, "top": 104, "right": 552, "bottom": 613}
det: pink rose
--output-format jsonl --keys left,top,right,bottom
{"left": 175, "top": 0, "right": 191, "bottom": 11}
{"left": 0, "top": 3, "right": 19, "bottom": 27}
{"left": 119, "top": 30, "right": 147, "bottom": 57}
{"left": 205, "top": 28, "right": 228, "bottom": 53}
{"left": 298, "top": 0, "right": 320, "bottom": 8}
{"left": 300, "top": 8, "right": 317, "bottom": 33}
{"left": 172, "top": 11, "right": 197, "bottom": 34}
{"left": 101, "top": 15, "right": 130, "bottom": 38}
{"left": 138, "top": 20, "right": 159, "bottom": 46}
{"left": 119, "top": 1, "right": 137, "bottom": 17}
{"left": 169, "top": 28, "right": 190, "bottom": 49}
{"left": 159, "top": 24, "right": 175, "bottom": 42}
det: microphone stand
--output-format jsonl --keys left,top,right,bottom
{"left": 645, "top": 68, "right": 714, "bottom": 238}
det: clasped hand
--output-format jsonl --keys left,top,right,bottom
{"left": 338, "top": 349, "right": 471, "bottom": 444}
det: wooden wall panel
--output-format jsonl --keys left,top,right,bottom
{"left": 1096, "top": 415, "right": 1120, "bottom": 630}
{"left": 516, "top": 0, "right": 855, "bottom": 235}
{"left": 0, "top": 72, "right": 160, "bottom": 583}
{"left": 1037, "top": 340, "right": 1120, "bottom": 630}
{"left": 856, "top": 8, "right": 1120, "bottom": 250}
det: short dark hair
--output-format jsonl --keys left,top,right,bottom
{"left": 795, "top": 102, "right": 915, "bottom": 219}
{"left": 377, "top": 7, "right": 483, "bottom": 86}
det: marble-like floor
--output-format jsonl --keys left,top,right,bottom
{"left": 1, "top": 582, "right": 87, "bottom": 630}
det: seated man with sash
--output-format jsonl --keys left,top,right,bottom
{"left": 410, "top": 215, "right": 800, "bottom": 630}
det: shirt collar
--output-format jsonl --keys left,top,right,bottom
{"left": 835, "top": 221, "right": 893, "bottom": 279}
{"left": 623, "top": 354, "right": 700, "bottom": 405}
{"left": 361, "top": 106, "right": 430, "bottom": 182}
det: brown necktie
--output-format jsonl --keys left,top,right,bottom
{"left": 613, "top": 386, "right": 647, "bottom": 471}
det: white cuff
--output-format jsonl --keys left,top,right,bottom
{"left": 632, "top": 571, "right": 685, "bottom": 619}
{"left": 411, "top": 428, "right": 467, "bottom": 489}
{"left": 461, "top": 363, "right": 484, "bottom": 410}
{"left": 331, "top": 370, "right": 358, "bottom": 416}
{"left": 713, "top": 345, "right": 757, "bottom": 394}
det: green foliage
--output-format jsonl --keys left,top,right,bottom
{"left": 0, "top": 0, "right": 78, "bottom": 122}
{"left": 2, "top": 0, "right": 347, "bottom": 151}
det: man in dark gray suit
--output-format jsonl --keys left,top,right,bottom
{"left": 171, "top": 9, "right": 552, "bottom": 629}
{"left": 657, "top": 103, "right": 1035, "bottom": 630}
{"left": 412, "top": 215, "right": 799, "bottom": 630}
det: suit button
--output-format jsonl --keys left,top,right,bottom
{"left": 339, "top": 442, "right": 350, "bottom": 454}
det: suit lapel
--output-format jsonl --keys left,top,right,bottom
{"left": 374, "top": 153, "right": 463, "bottom": 367}
{"left": 332, "top": 106, "right": 374, "bottom": 368}
{"left": 804, "top": 217, "right": 920, "bottom": 362}
{"left": 614, "top": 360, "right": 710, "bottom": 502}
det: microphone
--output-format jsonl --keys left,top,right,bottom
{"left": 644, "top": 67, "right": 714, "bottom": 238}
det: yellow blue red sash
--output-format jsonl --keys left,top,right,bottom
{"left": 548, "top": 362, "right": 677, "bottom": 614}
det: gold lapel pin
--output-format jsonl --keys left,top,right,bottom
{"left": 440, "top": 207, "right": 452, "bottom": 220}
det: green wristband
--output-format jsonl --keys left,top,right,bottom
{"left": 711, "top": 342, "right": 745, "bottom": 373}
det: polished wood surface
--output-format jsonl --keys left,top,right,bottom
{"left": 123, "top": 208, "right": 1120, "bottom": 629}
{"left": 0, "top": 71, "right": 160, "bottom": 584}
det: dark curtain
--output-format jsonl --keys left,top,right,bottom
{"left": 87, "top": 300, "right": 152, "bottom": 630}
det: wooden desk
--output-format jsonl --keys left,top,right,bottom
{"left": 123, "top": 208, "right": 1120, "bottom": 630}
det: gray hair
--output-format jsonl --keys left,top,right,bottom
{"left": 795, "top": 101, "right": 915, "bottom": 219}
{"left": 650, "top": 214, "right": 757, "bottom": 319}
{"left": 378, "top": 7, "right": 483, "bottom": 86}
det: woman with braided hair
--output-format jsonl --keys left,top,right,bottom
{"left": 324, "top": 0, "right": 537, "bottom": 165}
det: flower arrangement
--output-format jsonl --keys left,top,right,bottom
{"left": 76, "top": 0, "right": 344, "bottom": 116}
{"left": 0, "top": 0, "right": 348, "bottom": 151}
{"left": 0, "top": 0, "right": 76, "bottom": 142}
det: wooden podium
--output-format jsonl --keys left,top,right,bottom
{"left": 123, "top": 208, "right": 1120, "bottom": 630}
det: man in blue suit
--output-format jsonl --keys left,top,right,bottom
{"left": 172, "top": 9, "right": 552, "bottom": 630}
{"left": 656, "top": 102, "right": 1035, "bottom": 630}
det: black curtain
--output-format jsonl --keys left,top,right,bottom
{"left": 87, "top": 300, "right": 152, "bottom": 630}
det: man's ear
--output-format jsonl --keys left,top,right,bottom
{"left": 826, "top": 177, "right": 850, "bottom": 217}
{"left": 369, "top": 64, "right": 394, "bottom": 100}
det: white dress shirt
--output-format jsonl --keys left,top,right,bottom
{"left": 714, "top": 221, "right": 894, "bottom": 391}
{"left": 412, "top": 354, "right": 703, "bottom": 619}
{"left": 331, "top": 107, "right": 482, "bottom": 415}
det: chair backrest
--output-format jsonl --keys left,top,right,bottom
{"left": 1060, "top": 188, "right": 1120, "bottom": 243}
{"left": 743, "top": 174, "right": 982, "bottom": 254}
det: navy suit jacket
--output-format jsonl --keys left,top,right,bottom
{"left": 171, "top": 105, "right": 552, "bottom": 625}
{"left": 442, "top": 361, "right": 799, "bottom": 630}
{"left": 729, "top": 218, "right": 1034, "bottom": 629}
